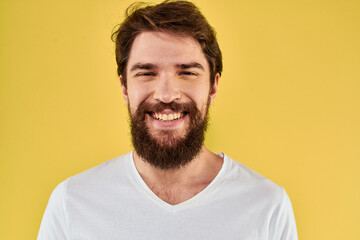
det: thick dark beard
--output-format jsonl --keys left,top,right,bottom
{"left": 129, "top": 99, "right": 209, "bottom": 170}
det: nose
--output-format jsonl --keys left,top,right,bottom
{"left": 153, "top": 74, "right": 181, "bottom": 103}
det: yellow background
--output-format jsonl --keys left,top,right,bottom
{"left": 1, "top": 0, "right": 359, "bottom": 239}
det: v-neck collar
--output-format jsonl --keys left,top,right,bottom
{"left": 127, "top": 151, "right": 228, "bottom": 212}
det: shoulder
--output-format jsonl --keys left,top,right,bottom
{"left": 59, "top": 152, "right": 133, "bottom": 193}
{"left": 221, "top": 153, "right": 288, "bottom": 206}
{"left": 38, "top": 152, "right": 134, "bottom": 238}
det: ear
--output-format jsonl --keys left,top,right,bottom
{"left": 120, "top": 75, "right": 129, "bottom": 105}
{"left": 209, "top": 73, "right": 220, "bottom": 104}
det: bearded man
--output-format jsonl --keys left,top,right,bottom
{"left": 38, "top": 1, "right": 298, "bottom": 239}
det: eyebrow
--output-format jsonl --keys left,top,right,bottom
{"left": 129, "top": 62, "right": 205, "bottom": 72}
{"left": 176, "top": 62, "right": 205, "bottom": 71}
{"left": 130, "top": 63, "right": 157, "bottom": 72}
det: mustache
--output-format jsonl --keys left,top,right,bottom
{"left": 136, "top": 101, "right": 197, "bottom": 114}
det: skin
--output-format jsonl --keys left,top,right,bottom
{"left": 121, "top": 31, "right": 223, "bottom": 205}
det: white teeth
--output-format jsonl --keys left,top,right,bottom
{"left": 151, "top": 112, "right": 184, "bottom": 121}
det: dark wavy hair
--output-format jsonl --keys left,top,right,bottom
{"left": 112, "top": 0, "right": 222, "bottom": 88}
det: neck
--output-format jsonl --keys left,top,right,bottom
{"left": 133, "top": 146, "right": 223, "bottom": 188}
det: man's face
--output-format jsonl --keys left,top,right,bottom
{"left": 121, "top": 31, "right": 219, "bottom": 169}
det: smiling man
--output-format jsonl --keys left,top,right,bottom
{"left": 38, "top": 1, "right": 297, "bottom": 239}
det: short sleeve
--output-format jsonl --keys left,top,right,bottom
{"left": 269, "top": 188, "right": 298, "bottom": 240}
{"left": 37, "top": 180, "right": 68, "bottom": 240}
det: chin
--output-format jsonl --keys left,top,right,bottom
{"left": 151, "top": 129, "right": 186, "bottom": 147}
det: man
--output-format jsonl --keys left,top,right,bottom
{"left": 38, "top": 1, "right": 298, "bottom": 239}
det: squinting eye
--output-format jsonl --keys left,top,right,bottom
{"left": 135, "top": 72, "right": 156, "bottom": 77}
{"left": 180, "top": 71, "right": 197, "bottom": 76}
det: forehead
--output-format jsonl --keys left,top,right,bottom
{"left": 127, "top": 31, "right": 209, "bottom": 71}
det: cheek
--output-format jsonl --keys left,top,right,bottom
{"left": 127, "top": 84, "right": 150, "bottom": 108}
{"left": 185, "top": 86, "right": 210, "bottom": 109}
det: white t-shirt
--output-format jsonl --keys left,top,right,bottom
{"left": 38, "top": 152, "right": 298, "bottom": 240}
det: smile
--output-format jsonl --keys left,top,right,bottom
{"left": 150, "top": 112, "right": 185, "bottom": 121}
